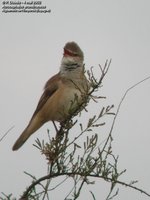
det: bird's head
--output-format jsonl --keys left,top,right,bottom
{"left": 63, "top": 41, "right": 84, "bottom": 60}
{"left": 60, "top": 42, "right": 84, "bottom": 76}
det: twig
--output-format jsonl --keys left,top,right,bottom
{"left": 110, "top": 75, "right": 150, "bottom": 136}
{"left": 101, "top": 75, "right": 150, "bottom": 153}
{"left": 0, "top": 126, "right": 15, "bottom": 142}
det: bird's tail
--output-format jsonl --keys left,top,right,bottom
{"left": 12, "top": 116, "right": 43, "bottom": 151}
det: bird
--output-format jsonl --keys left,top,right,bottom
{"left": 12, "top": 41, "right": 89, "bottom": 151}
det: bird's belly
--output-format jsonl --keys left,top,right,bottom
{"left": 41, "top": 87, "right": 82, "bottom": 122}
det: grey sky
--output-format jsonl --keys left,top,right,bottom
{"left": 0, "top": 0, "right": 150, "bottom": 199}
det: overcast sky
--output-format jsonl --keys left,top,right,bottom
{"left": 0, "top": 0, "right": 150, "bottom": 199}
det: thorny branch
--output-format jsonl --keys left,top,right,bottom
{"left": 19, "top": 172, "right": 150, "bottom": 199}
{"left": 2, "top": 60, "right": 150, "bottom": 200}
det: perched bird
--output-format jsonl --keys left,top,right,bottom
{"left": 12, "top": 42, "right": 89, "bottom": 151}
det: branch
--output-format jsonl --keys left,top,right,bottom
{"left": 101, "top": 75, "right": 150, "bottom": 153}
{"left": 20, "top": 171, "right": 150, "bottom": 199}
{"left": 17, "top": 62, "right": 150, "bottom": 200}
{"left": 0, "top": 126, "right": 15, "bottom": 142}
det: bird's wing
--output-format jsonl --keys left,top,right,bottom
{"left": 30, "top": 73, "right": 60, "bottom": 120}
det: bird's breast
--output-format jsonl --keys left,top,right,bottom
{"left": 40, "top": 83, "right": 84, "bottom": 122}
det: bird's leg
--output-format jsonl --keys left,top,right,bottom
{"left": 52, "top": 121, "right": 64, "bottom": 141}
{"left": 52, "top": 121, "right": 59, "bottom": 134}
